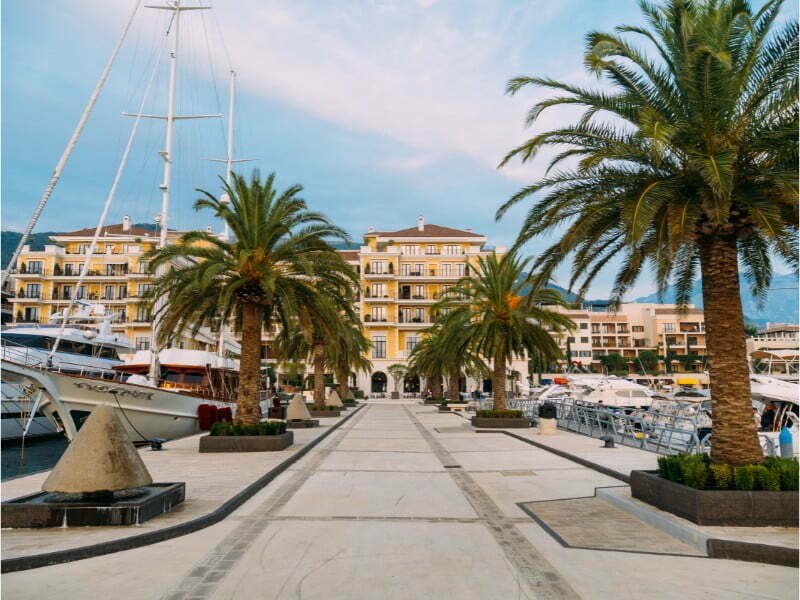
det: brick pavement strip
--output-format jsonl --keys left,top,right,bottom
{"left": 403, "top": 406, "right": 582, "bottom": 600}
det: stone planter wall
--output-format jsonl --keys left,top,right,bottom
{"left": 471, "top": 417, "right": 531, "bottom": 429}
{"left": 309, "top": 409, "right": 341, "bottom": 418}
{"left": 286, "top": 420, "right": 319, "bottom": 429}
{"left": 199, "top": 432, "right": 294, "bottom": 453}
{"left": 630, "top": 470, "right": 799, "bottom": 527}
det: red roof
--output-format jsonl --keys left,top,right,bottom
{"left": 368, "top": 224, "right": 482, "bottom": 238}
{"left": 53, "top": 223, "right": 157, "bottom": 237}
{"left": 338, "top": 250, "right": 359, "bottom": 261}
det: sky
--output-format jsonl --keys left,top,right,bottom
{"left": 2, "top": 0, "right": 796, "bottom": 298}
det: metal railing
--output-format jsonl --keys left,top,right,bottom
{"left": 506, "top": 396, "right": 713, "bottom": 455}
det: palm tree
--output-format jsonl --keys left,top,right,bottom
{"left": 498, "top": 0, "right": 797, "bottom": 465}
{"left": 435, "top": 253, "right": 573, "bottom": 410}
{"left": 407, "top": 335, "right": 445, "bottom": 399}
{"left": 331, "top": 323, "right": 372, "bottom": 400}
{"left": 274, "top": 276, "right": 359, "bottom": 409}
{"left": 146, "top": 170, "right": 350, "bottom": 425}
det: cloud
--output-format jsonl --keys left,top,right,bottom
{"left": 84, "top": 0, "right": 576, "bottom": 179}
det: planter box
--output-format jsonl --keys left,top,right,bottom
{"left": 309, "top": 409, "right": 341, "bottom": 418}
{"left": 438, "top": 406, "right": 451, "bottom": 413}
{"left": 199, "top": 431, "right": 293, "bottom": 453}
{"left": 471, "top": 416, "right": 531, "bottom": 429}
{"left": 630, "top": 470, "right": 799, "bottom": 527}
{"left": 286, "top": 419, "right": 319, "bottom": 429}
{"left": 423, "top": 399, "right": 442, "bottom": 405}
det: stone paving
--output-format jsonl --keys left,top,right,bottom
{"left": 2, "top": 402, "right": 798, "bottom": 600}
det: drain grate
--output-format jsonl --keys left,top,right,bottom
{"left": 443, "top": 465, "right": 462, "bottom": 469}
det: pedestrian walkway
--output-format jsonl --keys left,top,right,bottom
{"left": 3, "top": 402, "right": 797, "bottom": 599}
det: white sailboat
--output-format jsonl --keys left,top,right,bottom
{"left": 1, "top": 0, "right": 252, "bottom": 442}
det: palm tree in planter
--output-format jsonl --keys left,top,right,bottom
{"left": 498, "top": 0, "right": 797, "bottom": 465}
{"left": 330, "top": 322, "right": 372, "bottom": 401}
{"left": 435, "top": 253, "right": 573, "bottom": 410}
{"left": 407, "top": 334, "right": 445, "bottom": 400}
{"left": 273, "top": 274, "right": 359, "bottom": 410}
{"left": 145, "top": 170, "right": 349, "bottom": 425}
{"left": 408, "top": 324, "right": 483, "bottom": 402}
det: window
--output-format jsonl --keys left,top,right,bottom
{"left": 567, "top": 337, "right": 575, "bottom": 343}
{"left": 118, "top": 285, "right": 127, "bottom": 299}
{"left": 104, "top": 285, "right": 114, "bottom": 300}
{"left": 413, "top": 285, "right": 425, "bottom": 299}
{"left": 370, "top": 283, "right": 387, "bottom": 298}
{"left": 22, "top": 308, "right": 40, "bottom": 322}
{"left": 632, "top": 325, "right": 644, "bottom": 332}
{"left": 61, "top": 285, "right": 72, "bottom": 300}
{"left": 64, "top": 263, "right": 79, "bottom": 275}
{"left": 580, "top": 337, "right": 589, "bottom": 344}
{"left": 96, "top": 346, "right": 119, "bottom": 360}
{"left": 77, "top": 244, "right": 90, "bottom": 254}
{"left": 135, "top": 337, "right": 151, "bottom": 351}
{"left": 401, "top": 245, "right": 418, "bottom": 255}
{"left": 372, "top": 336, "right": 386, "bottom": 359}
{"left": 27, "top": 261, "right": 43, "bottom": 274}
{"left": 441, "top": 263, "right": 452, "bottom": 276}
{"left": 663, "top": 322, "right": 675, "bottom": 333}
{"left": 135, "top": 306, "right": 151, "bottom": 322}
{"left": 137, "top": 260, "right": 149, "bottom": 274}
{"left": 369, "top": 260, "right": 386, "bottom": 274}
{"left": 414, "top": 307, "right": 425, "bottom": 322}
{"left": 426, "top": 245, "right": 437, "bottom": 255}
{"left": 454, "top": 264, "right": 465, "bottom": 277}
{"left": 77, "top": 285, "right": 87, "bottom": 299}
{"left": 406, "top": 336, "right": 419, "bottom": 353}
{"left": 579, "top": 322, "right": 588, "bottom": 329}
{"left": 137, "top": 283, "right": 154, "bottom": 297}
{"left": 25, "top": 283, "right": 41, "bottom": 298}
{"left": 401, "top": 263, "right": 411, "bottom": 276}
{"left": 444, "top": 244, "right": 461, "bottom": 255}
{"left": 414, "top": 263, "right": 424, "bottom": 275}
{"left": 371, "top": 306, "right": 386, "bottom": 322}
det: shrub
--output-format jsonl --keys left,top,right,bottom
{"left": 659, "top": 454, "right": 797, "bottom": 491}
{"left": 538, "top": 402, "right": 557, "bottom": 419}
{"left": 476, "top": 409, "right": 523, "bottom": 419}
{"left": 209, "top": 421, "right": 287, "bottom": 437}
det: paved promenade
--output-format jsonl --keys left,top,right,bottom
{"left": 3, "top": 402, "right": 797, "bottom": 599}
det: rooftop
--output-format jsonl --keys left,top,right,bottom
{"left": 366, "top": 217, "right": 483, "bottom": 239}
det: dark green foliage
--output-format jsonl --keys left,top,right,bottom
{"left": 599, "top": 353, "right": 627, "bottom": 373}
{"left": 709, "top": 464, "right": 734, "bottom": 490}
{"left": 209, "top": 421, "right": 287, "bottom": 437}
{"left": 660, "top": 454, "right": 796, "bottom": 491}
{"left": 637, "top": 350, "right": 660, "bottom": 373}
{"left": 538, "top": 402, "right": 557, "bottom": 419}
{"left": 476, "top": 409, "right": 524, "bottom": 419}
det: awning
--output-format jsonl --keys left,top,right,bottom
{"left": 677, "top": 378, "right": 698, "bottom": 386}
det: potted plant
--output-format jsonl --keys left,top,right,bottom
{"left": 199, "top": 421, "right": 293, "bottom": 453}
{"left": 537, "top": 402, "right": 558, "bottom": 435}
{"left": 630, "top": 454, "right": 798, "bottom": 527}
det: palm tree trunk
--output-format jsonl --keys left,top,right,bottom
{"left": 493, "top": 349, "right": 507, "bottom": 411}
{"left": 430, "top": 375, "right": 443, "bottom": 399}
{"left": 337, "top": 367, "right": 349, "bottom": 400}
{"left": 312, "top": 340, "right": 326, "bottom": 409}
{"left": 236, "top": 301, "right": 263, "bottom": 425}
{"left": 699, "top": 235, "right": 762, "bottom": 466}
{"left": 448, "top": 371, "right": 460, "bottom": 403}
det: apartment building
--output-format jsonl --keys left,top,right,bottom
{"left": 355, "top": 216, "right": 526, "bottom": 394}
{"left": 5, "top": 217, "right": 192, "bottom": 352}
{"left": 747, "top": 323, "right": 799, "bottom": 377}
{"left": 550, "top": 302, "right": 708, "bottom": 373}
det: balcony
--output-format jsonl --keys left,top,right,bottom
{"left": 363, "top": 294, "right": 394, "bottom": 303}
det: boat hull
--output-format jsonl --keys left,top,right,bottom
{"left": 1, "top": 359, "right": 235, "bottom": 442}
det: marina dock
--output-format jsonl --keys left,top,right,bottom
{"left": 2, "top": 402, "right": 797, "bottom": 600}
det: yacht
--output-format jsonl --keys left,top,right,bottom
{"left": 537, "top": 375, "right": 656, "bottom": 408}
{"left": 1, "top": 305, "right": 132, "bottom": 442}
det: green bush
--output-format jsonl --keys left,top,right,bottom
{"left": 353, "top": 390, "right": 365, "bottom": 399}
{"left": 209, "top": 421, "right": 287, "bottom": 437}
{"left": 659, "top": 453, "right": 797, "bottom": 491}
{"left": 476, "top": 409, "right": 524, "bottom": 419}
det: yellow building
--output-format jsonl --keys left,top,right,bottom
{"left": 7, "top": 217, "right": 171, "bottom": 351}
{"left": 352, "top": 216, "right": 524, "bottom": 395}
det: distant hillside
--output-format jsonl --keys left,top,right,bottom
{"left": 1, "top": 231, "right": 59, "bottom": 268}
{"left": 634, "top": 273, "right": 798, "bottom": 325}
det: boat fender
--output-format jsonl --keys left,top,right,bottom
{"left": 218, "top": 407, "right": 233, "bottom": 423}
{"left": 198, "top": 403, "right": 213, "bottom": 430}
{"left": 779, "top": 427, "right": 794, "bottom": 458}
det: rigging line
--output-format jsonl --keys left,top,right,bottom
{"left": 200, "top": 5, "right": 227, "bottom": 149}
{"left": 0, "top": 0, "right": 142, "bottom": 291}
{"left": 48, "top": 37, "right": 169, "bottom": 361}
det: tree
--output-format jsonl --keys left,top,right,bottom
{"left": 436, "top": 253, "right": 573, "bottom": 410}
{"left": 637, "top": 350, "right": 661, "bottom": 373}
{"left": 274, "top": 276, "right": 359, "bottom": 410}
{"left": 498, "top": 0, "right": 797, "bottom": 465}
{"left": 387, "top": 363, "right": 408, "bottom": 395}
{"left": 599, "top": 352, "right": 628, "bottom": 373}
{"left": 330, "top": 323, "right": 372, "bottom": 400}
{"left": 146, "top": 170, "right": 350, "bottom": 425}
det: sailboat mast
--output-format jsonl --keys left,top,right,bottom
{"left": 158, "top": 0, "right": 181, "bottom": 249}
{"left": 217, "top": 70, "right": 236, "bottom": 357}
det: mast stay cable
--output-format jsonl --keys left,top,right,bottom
{"left": 1, "top": 0, "right": 142, "bottom": 290}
